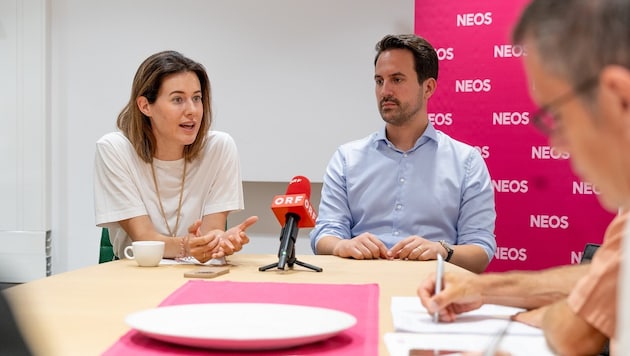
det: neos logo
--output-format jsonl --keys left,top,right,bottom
{"left": 456, "top": 12, "right": 492, "bottom": 27}
{"left": 474, "top": 145, "right": 490, "bottom": 159}
{"left": 492, "top": 112, "right": 530, "bottom": 125}
{"left": 530, "top": 215, "right": 569, "bottom": 229}
{"left": 572, "top": 181, "right": 601, "bottom": 195}
{"left": 455, "top": 79, "right": 491, "bottom": 93}
{"left": 493, "top": 45, "right": 527, "bottom": 58}
{"left": 428, "top": 113, "right": 453, "bottom": 126}
{"left": 436, "top": 47, "right": 454, "bottom": 61}
{"left": 531, "top": 146, "right": 570, "bottom": 160}
{"left": 494, "top": 247, "right": 527, "bottom": 261}
{"left": 492, "top": 180, "right": 528, "bottom": 193}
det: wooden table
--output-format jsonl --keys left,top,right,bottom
{"left": 3, "top": 254, "right": 465, "bottom": 355}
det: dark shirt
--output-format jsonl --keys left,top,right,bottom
{"left": 0, "top": 292, "right": 32, "bottom": 356}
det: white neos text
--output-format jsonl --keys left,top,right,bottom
{"left": 456, "top": 12, "right": 492, "bottom": 26}
{"left": 455, "top": 79, "right": 491, "bottom": 93}
{"left": 494, "top": 247, "right": 527, "bottom": 261}
{"left": 531, "top": 146, "right": 570, "bottom": 159}
{"left": 428, "top": 113, "right": 453, "bottom": 126}
{"left": 492, "top": 180, "right": 528, "bottom": 193}
{"left": 436, "top": 47, "right": 454, "bottom": 61}
{"left": 493, "top": 44, "right": 526, "bottom": 58}
{"left": 530, "top": 215, "right": 569, "bottom": 229}
{"left": 572, "top": 181, "right": 601, "bottom": 195}
{"left": 492, "top": 112, "right": 530, "bottom": 125}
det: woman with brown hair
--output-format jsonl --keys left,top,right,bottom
{"left": 94, "top": 50, "right": 257, "bottom": 262}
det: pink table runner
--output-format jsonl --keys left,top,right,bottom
{"left": 103, "top": 280, "right": 379, "bottom": 355}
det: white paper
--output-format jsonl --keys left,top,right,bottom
{"left": 388, "top": 297, "right": 553, "bottom": 356}
{"left": 391, "top": 296, "right": 543, "bottom": 336}
{"left": 384, "top": 332, "right": 554, "bottom": 356}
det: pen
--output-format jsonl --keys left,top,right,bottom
{"left": 481, "top": 322, "right": 510, "bottom": 356}
{"left": 433, "top": 253, "right": 444, "bottom": 323}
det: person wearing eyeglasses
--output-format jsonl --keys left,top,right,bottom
{"left": 421, "top": 0, "right": 630, "bottom": 355}
{"left": 310, "top": 34, "right": 496, "bottom": 274}
{"left": 419, "top": 211, "right": 625, "bottom": 354}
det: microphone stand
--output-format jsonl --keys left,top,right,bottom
{"left": 259, "top": 214, "right": 323, "bottom": 272}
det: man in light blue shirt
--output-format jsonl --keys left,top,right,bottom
{"left": 310, "top": 34, "right": 496, "bottom": 273}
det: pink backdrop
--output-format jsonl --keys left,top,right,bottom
{"left": 415, "top": 0, "right": 616, "bottom": 272}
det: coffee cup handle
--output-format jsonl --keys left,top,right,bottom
{"left": 124, "top": 245, "right": 135, "bottom": 259}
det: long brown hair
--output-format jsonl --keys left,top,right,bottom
{"left": 117, "top": 50, "right": 212, "bottom": 162}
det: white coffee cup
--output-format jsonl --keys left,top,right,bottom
{"left": 123, "top": 241, "right": 165, "bottom": 267}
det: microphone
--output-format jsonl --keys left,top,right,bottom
{"left": 268, "top": 176, "right": 320, "bottom": 271}
{"left": 270, "top": 176, "right": 317, "bottom": 229}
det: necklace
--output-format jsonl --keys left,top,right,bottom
{"left": 150, "top": 158, "right": 187, "bottom": 237}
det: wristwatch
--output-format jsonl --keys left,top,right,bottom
{"left": 439, "top": 240, "right": 454, "bottom": 262}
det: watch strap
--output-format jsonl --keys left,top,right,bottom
{"left": 439, "top": 240, "right": 454, "bottom": 262}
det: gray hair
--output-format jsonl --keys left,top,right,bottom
{"left": 513, "top": 0, "right": 630, "bottom": 102}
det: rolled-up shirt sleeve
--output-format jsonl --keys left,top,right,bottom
{"left": 310, "top": 148, "right": 353, "bottom": 252}
{"left": 456, "top": 149, "right": 497, "bottom": 261}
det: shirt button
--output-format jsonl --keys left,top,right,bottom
{"left": 396, "top": 204, "right": 402, "bottom": 210}
{"left": 400, "top": 178, "right": 405, "bottom": 183}
{"left": 393, "top": 231, "right": 399, "bottom": 236}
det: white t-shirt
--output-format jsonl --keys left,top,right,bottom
{"left": 94, "top": 131, "right": 244, "bottom": 258}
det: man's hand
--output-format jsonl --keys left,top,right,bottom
{"left": 389, "top": 235, "right": 445, "bottom": 260}
{"left": 418, "top": 271, "right": 484, "bottom": 322}
{"left": 512, "top": 305, "right": 548, "bottom": 328}
{"left": 331, "top": 232, "right": 389, "bottom": 259}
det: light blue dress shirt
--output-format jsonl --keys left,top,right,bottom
{"left": 310, "top": 124, "right": 497, "bottom": 260}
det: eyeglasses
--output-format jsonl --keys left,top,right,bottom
{"left": 531, "top": 77, "right": 599, "bottom": 136}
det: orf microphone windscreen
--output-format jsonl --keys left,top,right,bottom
{"left": 271, "top": 176, "right": 317, "bottom": 228}
{"left": 285, "top": 175, "right": 311, "bottom": 198}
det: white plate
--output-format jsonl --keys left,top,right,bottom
{"left": 125, "top": 303, "right": 357, "bottom": 350}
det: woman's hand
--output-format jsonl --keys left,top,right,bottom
{"left": 215, "top": 216, "right": 259, "bottom": 257}
{"left": 184, "top": 219, "right": 221, "bottom": 263}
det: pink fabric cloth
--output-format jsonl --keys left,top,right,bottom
{"left": 103, "top": 281, "right": 379, "bottom": 355}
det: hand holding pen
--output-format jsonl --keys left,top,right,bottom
{"left": 418, "top": 258, "right": 485, "bottom": 322}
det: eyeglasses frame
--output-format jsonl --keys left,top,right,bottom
{"left": 531, "top": 76, "right": 600, "bottom": 136}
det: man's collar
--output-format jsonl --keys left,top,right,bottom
{"left": 373, "top": 123, "right": 438, "bottom": 150}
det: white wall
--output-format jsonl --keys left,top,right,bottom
{"left": 50, "top": 0, "right": 412, "bottom": 182}
{"left": 0, "top": 0, "right": 51, "bottom": 282}
{"left": 0, "top": 0, "right": 49, "bottom": 232}
{"left": 4, "top": 0, "right": 414, "bottom": 273}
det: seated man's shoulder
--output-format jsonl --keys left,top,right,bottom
{"left": 435, "top": 131, "right": 480, "bottom": 156}
{"left": 338, "top": 134, "right": 376, "bottom": 152}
